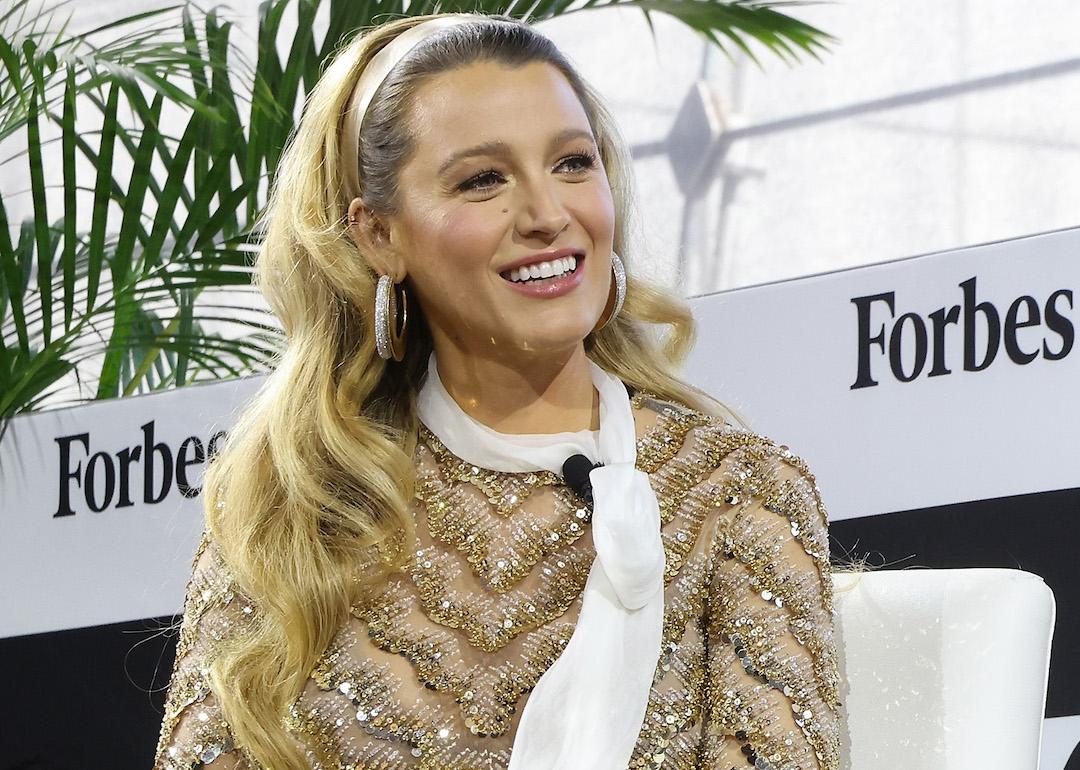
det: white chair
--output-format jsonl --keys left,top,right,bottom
{"left": 832, "top": 568, "right": 1056, "bottom": 770}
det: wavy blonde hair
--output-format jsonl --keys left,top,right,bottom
{"left": 200, "top": 12, "right": 747, "bottom": 768}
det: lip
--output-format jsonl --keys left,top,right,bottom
{"left": 499, "top": 249, "right": 586, "bottom": 299}
{"left": 498, "top": 247, "right": 585, "bottom": 275}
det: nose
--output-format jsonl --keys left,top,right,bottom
{"left": 514, "top": 175, "right": 571, "bottom": 240}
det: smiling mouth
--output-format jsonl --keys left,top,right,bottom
{"left": 500, "top": 254, "right": 582, "bottom": 284}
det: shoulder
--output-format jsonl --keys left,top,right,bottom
{"left": 173, "top": 529, "right": 261, "bottom": 665}
{"left": 632, "top": 392, "right": 835, "bottom": 619}
{"left": 630, "top": 388, "right": 809, "bottom": 468}
{"left": 631, "top": 388, "right": 830, "bottom": 531}
{"left": 154, "top": 529, "right": 260, "bottom": 769}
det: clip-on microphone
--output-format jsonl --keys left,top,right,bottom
{"left": 562, "top": 453, "right": 603, "bottom": 507}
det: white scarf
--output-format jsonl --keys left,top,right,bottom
{"left": 416, "top": 350, "right": 665, "bottom": 770}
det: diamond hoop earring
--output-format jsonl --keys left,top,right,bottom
{"left": 374, "top": 273, "right": 407, "bottom": 361}
{"left": 592, "top": 251, "right": 626, "bottom": 333}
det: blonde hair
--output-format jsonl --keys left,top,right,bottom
{"left": 200, "top": 12, "right": 747, "bottom": 768}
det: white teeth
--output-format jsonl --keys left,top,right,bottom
{"left": 508, "top": 256, "right": 579, "bottom": 283}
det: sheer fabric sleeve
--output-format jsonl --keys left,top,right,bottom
{"left": 152, "top": 529, "right": 259, "bottom": 770}
{"left": 700, "top": 434, "right": 843, "bottom": 770}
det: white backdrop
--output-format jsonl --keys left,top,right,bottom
{"left": 686, "top": 224, "right": 1080, "bottom": 522}
{"left": 0, "top": 374, "right": 265, "bottom": 636}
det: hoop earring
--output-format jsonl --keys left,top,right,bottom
{"left": 591, "top": 251, "right": 626, "bottom": 333}
{"left": 375, "top": 273, "right": 408, "bottom": 361}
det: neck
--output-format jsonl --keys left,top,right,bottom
{"left": 429, "top": 340, "right": 600, "bottom": 434}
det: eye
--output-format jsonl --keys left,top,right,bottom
{"left": 458, "top": 168, "right": 504, "bottom": 193}
{"left": 558, "top": 150, "right": 599, "bottom": 174}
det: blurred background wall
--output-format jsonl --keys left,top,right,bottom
{"left": 543, "top": 1, "right": 1080, "bottom": 296}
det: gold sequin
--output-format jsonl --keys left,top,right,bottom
{"left": 152, "top": 391, "right": 843, "bottom": 770}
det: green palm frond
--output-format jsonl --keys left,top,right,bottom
{"left": 0, "top": 0, "right": 837, "bottom": 421}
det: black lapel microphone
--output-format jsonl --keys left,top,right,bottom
{"left": 562, "top": 454, "right": 603, "bottom": 506}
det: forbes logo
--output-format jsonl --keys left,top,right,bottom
{"left": 851, "top": 276, "right": 1074, "bottom": 389}
{"left": 53, "top": 421, "right": 227, "bottom": 516}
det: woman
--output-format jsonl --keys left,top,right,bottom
{"left": 153, "top": 12, "right": 843, "bottom": 770}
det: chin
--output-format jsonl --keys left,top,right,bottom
{"left": 502, "top": 326, "right": 594, "bottom": 354}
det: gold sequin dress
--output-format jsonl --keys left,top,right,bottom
{"left": 153, "top": 390, "right": 843, "bottom": 770}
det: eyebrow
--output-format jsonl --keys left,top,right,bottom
{"left": 437, "top": 128, "right": 596, "bottom": 177}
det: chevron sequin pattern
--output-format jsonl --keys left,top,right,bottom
{"left": 153, "top": 391, "right": 842, "bottom": 770}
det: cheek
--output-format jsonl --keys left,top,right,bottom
{"left": 591, "top": 254, "right": 614, "bottom": 304}
{"left": 583, "top": 168, "right": 617, "bottom": 223}
{"left": 583, "top": 187, "right": 616, "bottom": 278}
{"left": 406, "top": 206, "right": 509, "bottom": 327}
{"left": 580, "top": 181, "right": 616, "bottom": 249}
{"left": 428, "top": 207, "right": 504, "bottom": 272}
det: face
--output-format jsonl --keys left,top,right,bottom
{"left": 361, "top": 59, "right": 616, "bottom": 361}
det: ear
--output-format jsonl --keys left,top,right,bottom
{"left": 347, "top": 197, "right": 406, "bottom": 281}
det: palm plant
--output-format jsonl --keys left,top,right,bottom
{"left": 0, "top": 0, "right": 837, "bottom": 424}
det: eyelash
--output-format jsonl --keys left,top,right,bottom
{"left": 457, "top": 150, "right": 600, "bottom": 194}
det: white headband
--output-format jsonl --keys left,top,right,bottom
{"left": 341, "top": 13, "right": 480, "bottom": 203}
